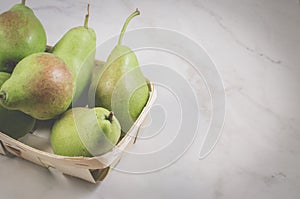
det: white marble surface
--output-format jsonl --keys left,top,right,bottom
{"left": 1, "top": 0, "right": 300, "bottom": 198}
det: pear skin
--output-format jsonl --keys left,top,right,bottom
{"left": 89, "top": 10, "right": 149, "bottom": 132}
{"left": 0, "top": 1, "right": 46, "bottom": 72}
{"left": 0, "top": 72, "right": 11, "bottom": 86}
{"left": 0, "top": 106, "right": 36, "bottom": 139}
{"left": 51, "top": 107, "right": 121, "bottom": 157}
{"left": 0, "top": 72, "right": 36, "bottom": 139}
{"left": 51, "top": 4, "right": 96, "bottom": 103}
{"left": 0, "top": 53, "right": 74, "bottom": 120}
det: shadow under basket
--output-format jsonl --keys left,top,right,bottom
{"left": 0, "top": 74, "right": 156, "bottom": 183}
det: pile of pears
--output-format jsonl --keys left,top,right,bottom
{"left": 0, "top": 1, "right": 149, "bottom": 157}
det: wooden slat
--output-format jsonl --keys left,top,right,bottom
{"left": 0, "top": 83, "right": 156, "bottom": 183}
{"left": 0, "top": 140, "right": 6, "bottom": 155}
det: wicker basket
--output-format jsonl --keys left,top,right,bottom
{"left": 0, "top": 62, "right": 156, "bottom": 183}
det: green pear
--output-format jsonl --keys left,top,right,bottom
{"left": 51, "top": 4, "right": 96, "bottom": 103}
{"left": 89, "top": 9, "right": 149, "bottom": 132}
{"left": 0, "top": 72, "right": 11, "bottom": 86}
{"left": 0, "top": 53, "right": 74, "bottom": 120}
{"left": 50, "top": 107, "right": 121, "bottom": 157}
{"left": 0, "top": 0, "right": 47, "bottom": 73}
{"left": 0, "top": 72, "right": 36, "bottom": 139}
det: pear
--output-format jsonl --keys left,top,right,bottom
{"left": 89, "top": 9, "right": 149, "bottom": 132}
{"left": 50, "top": 107, "right": 121, "bottom": 157}
{"left": 0, "top": 72, "right": 11, "bottom": 86}
{"left": 51, "top": 4, "right": 96, "bottom": 103}
{"left": 0, "top": 72, "right": 36, "bottom": 139}
{"left": 0, "top": 53, "right": 74, "bottom": 120}
{"left": 0, "top": 0, "right": 47, "bottom": 73}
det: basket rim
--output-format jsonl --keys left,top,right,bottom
{"left": 0, "top": 83, "right": 156, "bottom": 161}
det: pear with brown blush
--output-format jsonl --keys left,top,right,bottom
{"left": 0, "top": 53, "right": 74, "bottom": 120}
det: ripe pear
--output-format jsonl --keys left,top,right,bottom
{"left": 89, "top": 9, "right": 149, "bottom": 132}
{"left": 51, "top": 4, "right": 96, "bottom": 103}
{"left": 0, "top": 0, "right": 47, "bottom": 73}
{"left": 0, "top": 72, "right": 36, "bottom": 139}
{"left": 0, "top": 53, "right": 74, "bottom": 120}
{"left": 50, "top": 107, "right": 121, "bottom": 157}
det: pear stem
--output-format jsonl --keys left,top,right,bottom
{"left": 84, "top": 4, "right": 90, "bottom": 28}
{"left": 118, "top": 9, "right": 140, "bottom": 45}
{"left": 22, "top": 0, "right": 26, "bottom": 5}
{"left": 107, "top": 112, "right": 114, "bottom": 123}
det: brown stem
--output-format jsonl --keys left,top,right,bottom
{"left": 84, "top": 4, "right": 90, "bottom": 28}
{"left": 22, "top": 0, "right": 26, "bottom": 5}
{"left": 107, "top": 112, "right": 114, "bottom": 123}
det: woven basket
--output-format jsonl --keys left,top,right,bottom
{"left": 0, "top": 60, "right": 156, "bottom": 183}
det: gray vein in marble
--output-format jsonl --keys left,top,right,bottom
{"left": 224, "top": 72, "right": 299, "bottom": 135}
{"left": 236, "top": 167, "right": 289, "bottom": 189}
{"left": 236, "top": 89, "right": 299, "bottom": 132}
{"left": 195, "top": 1, "right": 292, "bottom": 69}
{"left": 263, "top": 172, "right": 287, "bottom": 187}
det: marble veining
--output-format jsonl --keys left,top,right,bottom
{"left": 0, "top": 0, "right": 300, "bottom": 199}
{"left": 197, "top": 1, "right": 291, "bottom": 69}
